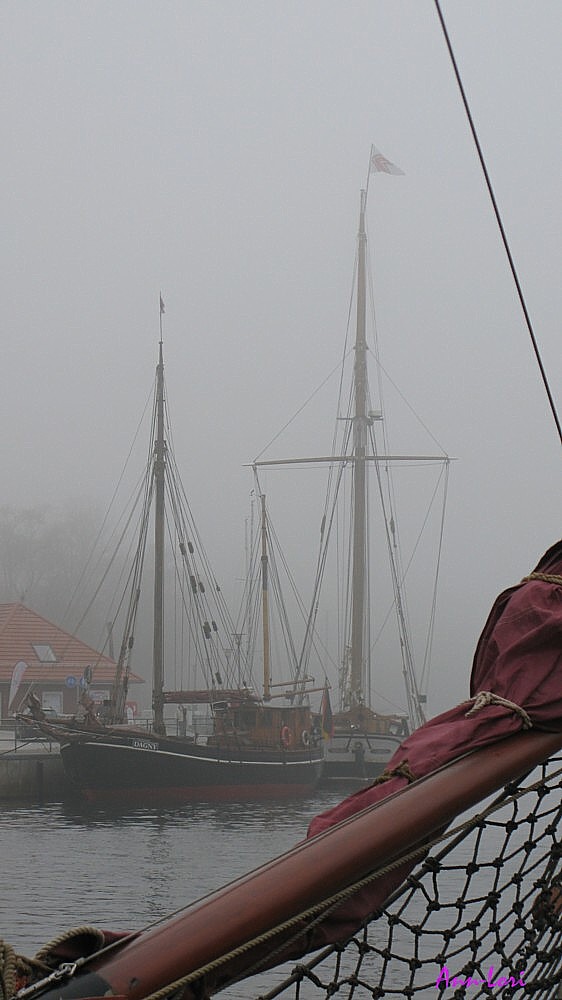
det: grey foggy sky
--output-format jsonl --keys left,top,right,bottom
{"left": 2, "top": 1, "right": 561, "bottom": 713}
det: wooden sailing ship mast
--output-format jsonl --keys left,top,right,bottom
{"left": 260, "top": 493, "right": 272, "bottom": 702}
{"left": 104, "top": 311, "right": 256, "bottom": 728}
{"left": 105, "top": 311, "right": 321, "bottom": 732}
{"left": 254, "top": 183, "right": 449, "bottom": 732}
{"left": 244, "top": 488, "right": 321, "bottom": 705}
{"left": 349, "top": 188, "right": 369, "bottom": 711}
{"left": 107, "top": 327, "right": 168, "bottom": 732}
{"left": 152, "top": 334, "right": 166, "bottom": 735}
{"left": 339, "top": 187, "right": 431, "bottom": 726}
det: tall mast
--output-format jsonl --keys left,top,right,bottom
{"left": 260, "top": 493, "right": 271, "bottom": 701}
{"left": 152, "top": 337, "right": 166, "bottom": 734}
{"left": 349, "top": 188, "right": 368, "bottom": 706}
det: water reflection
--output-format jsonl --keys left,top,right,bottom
{"left": 0, "top": 790, "right": 343, "bottom": 957}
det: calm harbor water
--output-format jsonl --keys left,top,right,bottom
{"left": 2, "top": 782, "right": 549, "bottom": 999}
{"left": 0, "top": 789, "right": 345, "bottom": 966}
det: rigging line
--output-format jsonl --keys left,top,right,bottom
{"left": 162, "top": 500, "right": 216, "bottom": 687}
{"left": 233, "top": 498, "right": 260, "bottom": 638}
{"left": 253, "top": 251, "right": 358, "bottom": 466}
{"left": 166, "top": 447, "right": 237, "bottom": 636}
{"left": 265, "top": 515, "right": 322, "bottom": 694}
{"left": 164, "top": 475, "right": 225, "bottom": 659}
{"left": 267, "top": 554, "right": 299, "bottom": 678}
{"left": 318, "top": 252, "right": 359, "bottom": 543}
{"left": 363, "top": 212, "right": 449, "bottom": 458}
{"left": 370, "top": 436, "right": 424, "bottom": 726}
{"left": 349, "top": 205, "right": 441, "bottom": 714}
{"left": 332, "top": 250, "right": 358, "bottom": 455}
{"left": 110, "top": 485, "right": 154, "bottom": 718}
{"left": 59, "top": 380, "right": 156, "bottom": 632}
{"left": 266, "top": 518, "right": 309, "bottom": 629}
{"left": 57, "top": 472, "right": 151, "bottom": 673}
{"left": 165, "top": 469, "right": 248, "bottom": 687}
{"left": 168, "top": 455, "right": 223, "bottom": 604}
{"left": 252, "top": 349, "right": 354, "bottom": 463}
{"left": 370, "top": 304, "right": 449, "bottom": 457}
{"left": 366, "top": 437, "right": 448, "bottom": 669}
{"left": 263, "top": 510, "right": 304, "bottom": 680}
{"left": 104, "top": 489, "right": 151, "bottom": 653}
{"left": 297, "top": 455, "right": 349, "bottom": 679}
{"left": 434, "top": 0, "right": 562, "bottom": 448}
{"left": 420, "top": 460, "right": 450, "bottom": 693}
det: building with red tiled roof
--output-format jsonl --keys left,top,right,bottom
{"left": 0, "top": 603, "right": 144, "bottom": 719}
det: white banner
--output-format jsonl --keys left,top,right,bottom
{"left": 8, "top": 660, "right": 29, "bottom": 712}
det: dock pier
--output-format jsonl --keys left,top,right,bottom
{"left": 0, "top": 731, "right": 65, "bottom": 802}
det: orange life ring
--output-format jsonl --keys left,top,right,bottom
{"left": 280, "top": 725, "right": 292, "bottom": 748}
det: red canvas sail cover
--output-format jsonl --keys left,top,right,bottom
{"left": 303, "top": 540, "right": 562, "bottom": 947}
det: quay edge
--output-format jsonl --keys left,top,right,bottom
{"left": 0, "top": 737, "right": 65, "bottom": 802}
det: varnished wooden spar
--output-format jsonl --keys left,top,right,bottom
{"left": 33, "top": 730, "right": 562, "bottom": 1000}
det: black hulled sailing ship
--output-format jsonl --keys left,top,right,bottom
{"left": 255, "top": 171, "right": 449, "bottom": 782}
{"left": 27, "top": 322, "right": 323, "bottom": 802}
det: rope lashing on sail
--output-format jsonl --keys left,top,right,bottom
{"left": 370, "top": 760, "right": 417, "bottom": 786}
{"left": 465, "top": 691, "right": 533, "bottom": 729}
{"left": 522, "top": 572, "right": 562, "bottom": 586}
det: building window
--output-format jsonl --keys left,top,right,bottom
{"left": 32, "top": 644, "right": 57, "bottom": 663}
{"left": 42, "top": 692, "right": 63, "bottom": 714}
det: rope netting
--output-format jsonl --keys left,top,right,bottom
{"left": 226, "top": 752, "right": 562, "bottom": 999}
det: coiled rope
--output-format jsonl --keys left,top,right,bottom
{"left": 0, "top": 941, "right": 17, "bottom": 1000}
{"left": 0, "top": 927, "right": 106, "bottom": 1000}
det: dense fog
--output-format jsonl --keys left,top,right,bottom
{"left": 2, "top": 1, "right": 561, "bottom": 716}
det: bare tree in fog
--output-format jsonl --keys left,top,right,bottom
{"left": 0, "top": 503, "right": 105, "bottom": 635}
